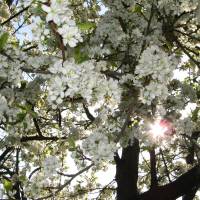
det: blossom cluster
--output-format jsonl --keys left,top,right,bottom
{"left": 82, "top": 130, "right": 118, "bottom": 163}
{"left": 42, "top": 0, "right": 82, "bottom": 47}
{"left": 29, "top": 16, "right": 49, "bottom": 46}
{"left": 0, "top": 95, "right": 8, "bottom": 122}
{"left": 0, "top": 49, "right": 23, "bottom": 87}
{"left": 24, "top": 174, "right": 45, "bottom": 199}
{"left": 48, "top": 59, "right": 121, "bottom": 110}
{"left": 135, "top": 45, "right": 178, "bottom": 105}
{"left": 24, "top": 155, "right": 60, "bottom": 198}
{"left": 176, "top": 117, "right": 196, "bottom": 136}
{"left": 157, "top": 0, "right": 199, "bottom": 15}
{"left": 93, "top": 13, "right": 126, "bottom": 48}
{"left": 42, "top": 155, "right": 60, "bottom": 178}
{"left": 81, "top": 108, "right": 123, "bottom": 162}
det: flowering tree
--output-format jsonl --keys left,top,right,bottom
{"left": 0, "top": 0, "right": 200, "bottom": 199}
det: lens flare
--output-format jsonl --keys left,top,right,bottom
{"left": 150, "top": 121, "right": 167, "bottom": 138}
{"left": 149, "top": 119, "right": 174, "bottom": 139}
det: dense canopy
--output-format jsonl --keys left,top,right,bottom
{"left": 0, "top": 0, "right": 200, "bottom": 199}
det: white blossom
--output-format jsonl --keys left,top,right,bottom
{"left": 0, "top": 95, "right": 8, "bottom": 114}
{"left": 42, "top": 155, "right": 60, "bottom": 178}
{"left": 82, "top": 131, "right": 117, "bottom": 163}
{"left": 42, "top": 0, "right": 82, "bottom": 47}
{"left": 176, "top": 118, "right": 196, "bottom": 136}
{"left": 58, "top": 23, "right": 82, "bottom": 47}
{"left": 135, "top": 45, "right": 178, "bottom": 104}
{"left": 48, "top": 59, "right": 121, "bottom": 111}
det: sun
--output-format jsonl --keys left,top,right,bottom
{"left": 149, "top": 119, "right": 175, "bottom": 139}
{"left": 150, "top": 120, "right": 168, "bottom": 138}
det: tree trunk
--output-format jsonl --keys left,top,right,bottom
{"left": 115, "top": 138, "right": 140, "bottom": 200}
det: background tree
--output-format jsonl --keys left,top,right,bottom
{"left": 0, "top": 0, "right": 200, "bottom": 199}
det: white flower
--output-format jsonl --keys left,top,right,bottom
{"left": 42, "top": 0, "right": 82, "bottom": 47}
{"left": 58, "top": 24, "right": 82, "bottom": 47}
{"left": 42, "top": 0, "right": 70, "bottom": 25}
{"left": 0, "top": 95, "right": 8, "bottom": 114}
{"left": 47, "top": 59, "right": 121, "bottom": 111}
{"left": 42, "top": 155, "right": 60, "bottom": 178}
{"left": 82, "top": 131, "right": 117, "bottom": 162}
{"left": 135, "top": 45, "right": 178, "bottom": 104}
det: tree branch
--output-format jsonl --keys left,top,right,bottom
{"left": 149, "top": 148, "right": 158, "bottom": 189}
{"left": 83, "top": 103, "right": 95, "bottom": 122}
{"left": 28, "top": 167, "right": 41, "bottom": 179}
{"left": 36, "top": 163, "right": 94, "bottom": 200}
{"left": 182, "top": 186, "right": 198, "bottom": 200}
{"left": 160, "top": 148, "right": 171, "bottom": 182}
{"left": 0, "top": 147, "right": 13, "bottom": 163}
{"left": 20, "top": 135, "right": 68, "bottom": 142}
{"left": 1, "top": 6, "right": 30, "bottom": 26}
{"left": 49, "top": 21, "right": 66, "bottom": 61}
{"left": 13, "top": 148, "right": 21, "bottom": 200}
{"left": 140, "top": 165, "right": 200, "bottom": 200}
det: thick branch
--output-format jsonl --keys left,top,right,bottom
{"left": 182, "top": 186, "right": 198, "bottom": 200}
{"left": 20, "top": 135, "right": 68, "bottom": 142}
{"left": 49, "top": 21, "right": 66, "bottom": 61}
{"left": 140, "top": 165, "right": 200, "bottom": 200}
{"left": 175, "top": 38, "right": 200, "bottom": 68}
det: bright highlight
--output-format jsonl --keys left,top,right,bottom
{"left": 149, "top": 119, "right": 175, "bottom": 140}
{"left": 149, "top": 120, "right": 168, "bottom": 138}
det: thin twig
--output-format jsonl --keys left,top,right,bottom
{"left": 1, "top": 6, "right": 30, "bottom": 26}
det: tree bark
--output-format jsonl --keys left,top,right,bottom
{"left": 182, "top": 187, "right": 198, "bottom": 200}
{"left": 115, "top": 138, "right": 140, "bottom": 200}
{"left": 140, "top": 165, "right": 200, "bottom": 200}
{"left": 149, "top": 148, "right": 158, "bottom": 189}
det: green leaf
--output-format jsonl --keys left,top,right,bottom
{"left": 16, "top": 103, "right": 32, "bottom": 112}
{"left": 20, "top": 81, "right": 27, "bottom": 90}
{"left": 3, "top": 179, "right": 12, "bottom": 192}
{"left": 191, "top": 107, "right": 200, "bottom": 122}
{"left": 196, "top": 89, "right": 200, "bottom": 99}
{"left": 30, "top": 111, "right": 38, "bottom": 118}
{"left": 32, "top": 4, "right": 45, "bottom": 15}
{"left": 16, "top": 112, "right": 27, "bottom": 122}
{"left": 68, "top": 137, "right": 76, "bottom": 149}
{"left": 131, "top": 4, "right": 142, "bottom": 14}
{"left": 77, "top": 22, "right": 96, "bottom": 32}
{"left": 0, "top": 32, "right": 9, "bottom": 50}
{"left": 135, "top": 5, "right": 142, "bottom": 13}
{"left": 74, "top": 46, "right": 89, "bottom": 64}
{"left": 23, "top": 121, "right": 28, "bottom": 129}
